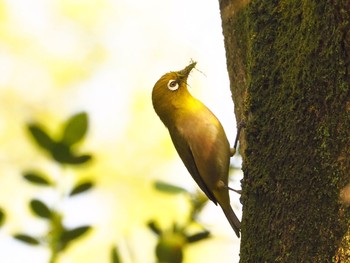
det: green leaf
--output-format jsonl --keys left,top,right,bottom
{"left": 111, "top": 246, "right": 121, "bottom": 263}
{"left": 51, "top": 142, "right": 91, "bottom": 164}
{"left": 67, "top": 154, "right": 92, "bottom": 165}
{"left": 147, "top": 221, "right": 162, "bottom": 236}
{"left": 23, "top": 171, "right": 51, "bottom": 186}
{"left": 51, "top": 142, "right": 72, "bottom": 163}
{"left": 156, "top": 234, "right": 184, "bottom": 263}
{"left": 27, "top": 124, "right": 54, "bottom": 151}
{"left": 186, "top": 231, "right": 210, "bottom": 243}
{"left": 13, "top": 234, "right": 40, "bottom": 245}
{"left": 51, "top": 142, "right": 92, "bottom": 165}
{"left": 30, "top": 199, "right": 52, "bottom": 219}
{"left": 0, "top": 208, "right": 5, "bottom": 227}
{"left": 70, "top": 181, "right": 94, "bottom": 196}
{"left": 154, "top": 181, "right": 188, "bottom": 194}
{"left": 61, "top": 112, "right": 88, "bottom": 146}
{"left": 61, "top": 225, "right": 91, "bottom": 245}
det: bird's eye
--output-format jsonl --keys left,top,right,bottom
{"left": 167, "top": 80, "right": 179, "bottom": 91}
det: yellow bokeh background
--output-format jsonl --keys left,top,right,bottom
{"left": 0, "top": 0, "right": 241, "bottom": 262}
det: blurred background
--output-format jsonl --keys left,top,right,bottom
{"left": 0, "top": 0, "right": 242, "bottom": 262}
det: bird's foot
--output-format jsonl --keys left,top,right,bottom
{"left": 217, "top": 180, "right": 242, "bottom": 194}
{"left": 230, "top": 120, "right": 246, "bottom": 157}
{"left": 227, "top": 186, "right": 242, "bottom": 195}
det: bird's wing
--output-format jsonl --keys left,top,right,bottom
{"left": 169, "top": 128, "right": 218, "bottom": 204}
{"left": 188, "top": 119, "right": 230, "bottom": 188}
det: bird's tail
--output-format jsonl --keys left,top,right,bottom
{"left": 221, "top": 204, "right": 241, "bottom": 238}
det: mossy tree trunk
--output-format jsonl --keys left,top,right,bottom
{"left": 218, "top": 0, "right": 350, "bottom": 262}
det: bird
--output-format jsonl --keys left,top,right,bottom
{"left": 152, "top": 61, "right": 241, "bottom": 237}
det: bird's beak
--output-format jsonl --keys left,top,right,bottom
{"left": 177, "top": 61, "right": 197, "bottom": 82}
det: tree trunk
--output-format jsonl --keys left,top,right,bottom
{"left": 218, "top": 0, "right": 350, "bottom": 262}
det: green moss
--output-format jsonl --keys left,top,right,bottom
{"left": 227, "top": 0, "right": 350, "bottom": 262}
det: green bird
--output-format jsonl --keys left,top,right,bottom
{"left": 152, "top": 61, "right": 241, "bottom": 237}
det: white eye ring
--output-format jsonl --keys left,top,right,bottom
{"left": 167, "top": 80, "right": 179, "bottom": 91}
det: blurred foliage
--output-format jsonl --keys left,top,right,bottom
{"left": 69, "top": 181, "right": 94, "bottom": 196}
{"left": 105, "top": 180, "right": 213, "bottom": 263}
{"left": 149, "top": 181, "right": 211, "bottom": 263}
{"left": 12, "top": 112, "right": 94, "bottom": 263}
{"left": 0, "top": 207, "right": 5, "bottom": 228}
{"left": 111, "top": 246, "right": 121, "bottom": 263}
{"left": 0, "top": 1, "right": 237, "bottom": 262}
{"left": 23, "top": 171, "right": 52, "bottom": 186}
{"left": 27, "top": 112, "right": 92, "bottom": 165}
{"left": 13, "top": 234, "right": 40, "bottom": 245}
{"left": 3, "top": 110, "right": 225, "bottom": 263}
{"left": 154, "top": 181, "right": 188, "bottom": 194}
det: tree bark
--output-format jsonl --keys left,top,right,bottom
{"left": 218, "top": 0, "right": 350, "bottom": 262}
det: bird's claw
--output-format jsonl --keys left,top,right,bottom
{"left": 230, "top": 120, "right": 246, "bottom": 156}
{"left": 217, "top": 180, "right": 242, "bottom": 195}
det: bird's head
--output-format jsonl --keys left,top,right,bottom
{"left": 152, "top": 62, "right": 197, "bottom": 125}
